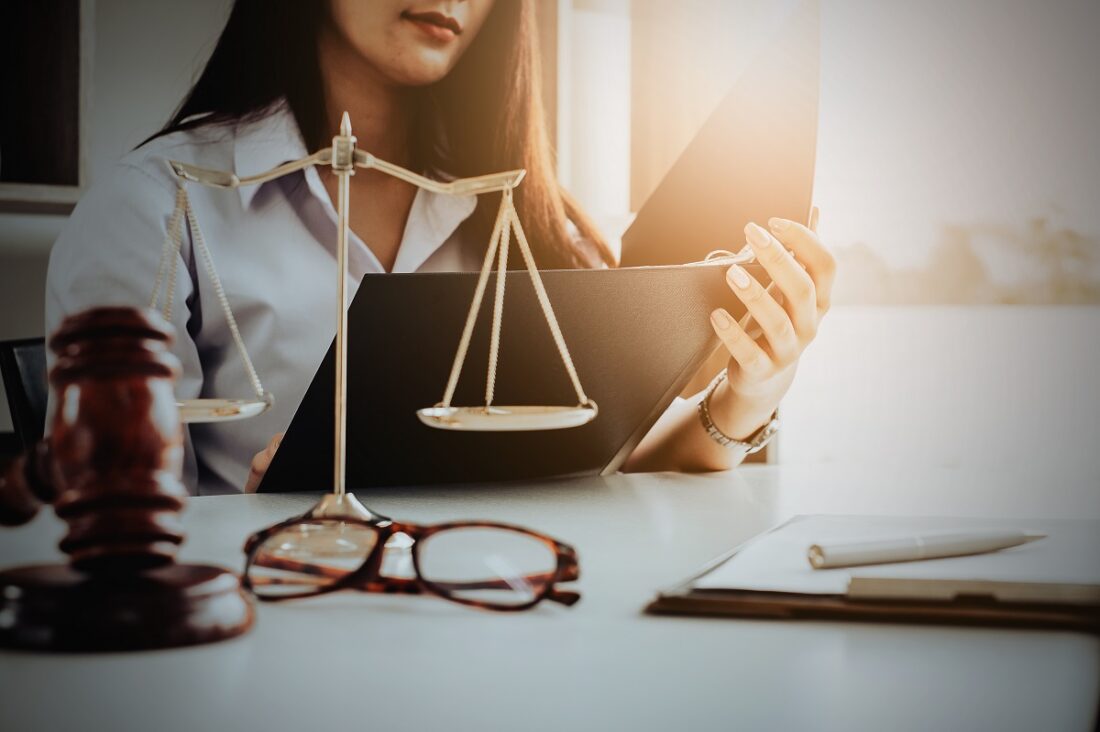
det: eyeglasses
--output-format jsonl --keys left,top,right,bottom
{"left": 241, "top": 514, "right": 581, "bottom": 611}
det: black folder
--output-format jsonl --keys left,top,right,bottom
{"left": 258, "top": 262, "right": 761, "bottom": 492}
{"left": 620, "top": 0, "right": 819, "bottom": 266}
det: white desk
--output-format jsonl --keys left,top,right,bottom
{"left": 0, "top": 465, "right": 1097, "bottom": 732}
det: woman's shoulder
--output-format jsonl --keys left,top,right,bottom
{"left": 111, "top": 121, "right": 239, "bottom": 194}
{"left": 108, "top": 104, "right": 305, "bottom": 200}
{"left": 52, "top": 125, "right": 233, "bottom": 248}
{"left": 54, "top": 120, "right": 252, "bottom": 267}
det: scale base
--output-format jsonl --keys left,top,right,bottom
{"left": 0, "top": 563, "right": 254, "bottom": 652}
{"left": 417, "top": 404, "right": 598, "bottom": 432}
{"left": 305, "top": 491, "right": 388, "bottom": 521}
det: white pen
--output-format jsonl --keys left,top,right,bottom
{"left": 807, "top": 529, "right": 1047, "bottom": 570}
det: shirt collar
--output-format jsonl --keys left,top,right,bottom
{"left": 392, "top": 185, "right": 478, "bottom": 273}
{"left": 232, "top": 101, "right": 478, "bottom": 272}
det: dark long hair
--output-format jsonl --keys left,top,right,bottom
{"left": 151, "top": 0, "right": 612, "bottom": 269}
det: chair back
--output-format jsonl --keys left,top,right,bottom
{"left": 0, "top": 338, "right": 47, "bottom": 451}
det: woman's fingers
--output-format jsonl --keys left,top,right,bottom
{"left": 766, "top": 216, "right": 835, "bottom": 313}
{"left": 244, "top": 433, "right": 284, "bottom": 493}
{"left": 710, "top": 308, "right": 772, "bottom": 379}
{"left": 724, "top": 263, "right": 800, "bottom": 365}
{"left": 245, "top": 454, "right": 268, "bottom": 493}
{"left": 744, "top": 222, "right": 818, "bottom": 337}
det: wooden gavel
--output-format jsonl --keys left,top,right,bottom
{"left": 0, "top": 307, "right": 252, "bottom": 652}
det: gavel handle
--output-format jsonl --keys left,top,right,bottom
{"left": 0, "top": 443, "right": 58, "bottom": 526}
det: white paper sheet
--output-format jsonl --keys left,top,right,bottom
{"left": 693, "top": 515, "right": 1100, "bottom": 595}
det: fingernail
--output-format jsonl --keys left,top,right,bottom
{"left": 769, "top": 218, "right": 789, "bottom": 232}
{"left": 711, "top": 309, "right": 732, "bottom": 329}
{"left": 746, "top": 222, "right": 772, "bottom": 248}
{"left": 727, "top": 265, "right": 752, "bottom": 289}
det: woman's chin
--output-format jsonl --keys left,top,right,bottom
{"left": 382, "top": 52, "right": 459, "bottom": 87}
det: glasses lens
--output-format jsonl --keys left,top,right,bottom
{"left": 248, "top": 520, "right": 377, "bottom": 598}
{"left": 417, "top": 526, "right": 558, "bottom": 608}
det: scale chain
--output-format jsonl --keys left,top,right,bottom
{"left": 440, "top": 191, "right": 511, "bottom": 408}
{"left": 163, "top": 192, "right": 183, "bottom": 321}
{"left": 441, "top": 188, "right": 591, "bottom": 411}
{"left": 150, "top": 187, "right": 187, "bottom": 320}
{"left": 484, "top": 190, "right": 513, "bottom": 407}
{"left": 181, "top": 190, "right": 268, "bottom": 401}
{"left": 506, "top": 194, "right": 590, "bottom": 407}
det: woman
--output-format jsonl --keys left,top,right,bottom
{"left": 47, "top": 0, "right": 834, "bottom": 495}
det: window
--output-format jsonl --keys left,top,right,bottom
{"left": 555, "top": 0, "right": 1100, "bottom": 472}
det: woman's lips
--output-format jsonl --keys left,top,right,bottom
{"left": 402, "top": 10, "right": 462, "bottom": 42}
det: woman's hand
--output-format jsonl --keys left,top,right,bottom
{"left": 706, "top": 211, "right": 834, "bottom": 440}
{"left": 244, "top": 432, "right": 284, "bottom": 493}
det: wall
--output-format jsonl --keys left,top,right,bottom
{"left": 0, "top": 0, "right": 232, "bottom": 430}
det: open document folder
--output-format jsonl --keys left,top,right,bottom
{"left": 259, "top": 262, "right": 765, "bottom": 492}
{"left": 647, "top": 515, "right": 1100, "bottom": 633}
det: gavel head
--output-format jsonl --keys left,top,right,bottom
{"left": 47, "top": 307, "right": 188, "bottom": 573}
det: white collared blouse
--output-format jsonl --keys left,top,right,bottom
{"left": 46, "top": 103, "right": 487, "bottom": 494}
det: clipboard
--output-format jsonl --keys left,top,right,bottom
{"left": 646, "top": 515, "right": 1100, "bottom": 634}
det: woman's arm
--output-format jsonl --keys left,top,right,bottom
{"left": 624, "top": 214, "right": 834, "bottom": 473}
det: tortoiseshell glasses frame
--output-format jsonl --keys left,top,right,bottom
{"left": 241, "top": 512, "right": 581, "bottom": 611}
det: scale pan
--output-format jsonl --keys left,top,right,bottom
{"left": 416, "top": 404, "right": 597, "bottom": 432}
{"left": 178, "top": 397, "right": 271, "bottom": 424}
